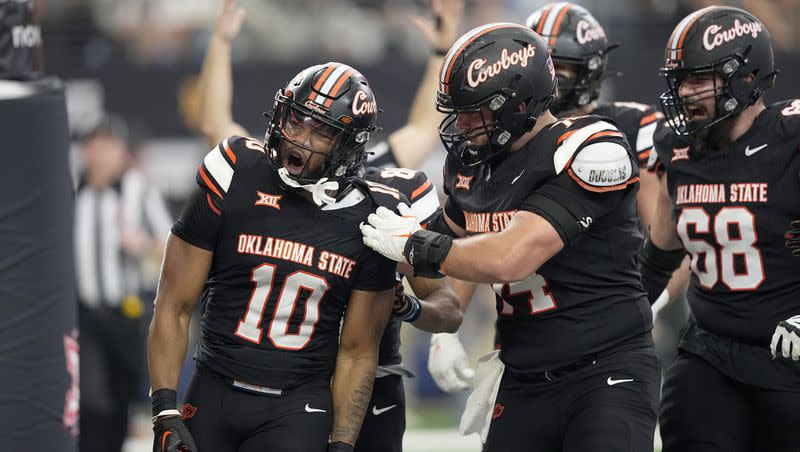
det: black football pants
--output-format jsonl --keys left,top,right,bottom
{"left": 484, "top": 337, "right": 660, "bottom": 452}
{"left": 354, "top": 374, "right": 405, "bottom": 452}
{"left": 661, "top": 350, "right": 800, "bottom": 452}
{"left": 182, "top": 364, "right": 332, "bottom": 452}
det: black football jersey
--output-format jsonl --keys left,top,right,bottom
{"left": 443, "top": 116, "right": 652, "bottom": 372}
{"left": 653, "top": 100, "right": 800, "bottom": 346}
{"left": 171, "top": 136, "right": 398, "bottom": 388}
{"left": 594, "top": 101, "right": 664, "bottom": 168}
{"left": 363, "top": 166, "right": 439, "bottom": 366}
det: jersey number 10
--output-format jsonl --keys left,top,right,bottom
{"left": 235, "top": 263, "right": 330, "bottom": 350}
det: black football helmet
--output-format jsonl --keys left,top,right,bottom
{"left": 436, "top": 23, "right": 557, "bottom": 167}
{"left": 266, "top": 62, "right": 378, "bottom": 186}
{"left": 526, "top": 2, "right": 616, "bottom": 115}
{"left": 659, "top": 6, "right": 777, "bottom": 136}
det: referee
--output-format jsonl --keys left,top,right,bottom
{"left": 0, "top": 1, "right": 77, "bottom": 451}
{"left": 75, "top": 115, "right": 172, "bottom": 452}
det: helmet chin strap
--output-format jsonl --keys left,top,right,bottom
{"left": 277, "top": 168, "right": 339, "bottom": 206}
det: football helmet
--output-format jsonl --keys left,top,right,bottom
{"left": 436, "top": 23, "right": 556, "bottom": 167}
{"left": 526, "top": 2, "right": 616, "bottom": 115}
{"left": 659, "top": 6, "right": 776, "bottom": 136}
{"left": 266, "top": 62, "right": 378, "bottom": 191}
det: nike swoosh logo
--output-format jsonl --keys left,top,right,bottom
{"left": 372, "top": 404, "right": 397, "bottom": 415}
{"left": 512, "top": 170, "right": 525, "bottom": 184}
{"left": 744, "top": 144, "right": 767, "bottom": 156}
{"left": 304, "top": 403, "right": 327, "bottom": 413}
{"left": 607, "top": 377, "right": 634, "bottom": 386}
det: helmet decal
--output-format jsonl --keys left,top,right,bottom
{"left": 466, "top": 45, "right": 537, "bottom": 88}
{"left": 702, "top": 19, "right": 763, "bottom": 51}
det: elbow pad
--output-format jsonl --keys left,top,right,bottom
{"left": 639, "top": 239, "right": 685, "bottom": 304}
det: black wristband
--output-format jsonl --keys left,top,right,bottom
{"left": 327, "top": 441, "right": 354, "bottom": 452}
{"left": 404, "top": 229, "right": 453, "bottom": 279}
{"left": 396, "top": 294, "right": 422, "bottom": 322}
{"left": 151, "top": 388, "right": 177, "bottom": 417}
{"left": 433, "top": 48, "right": 449, "bottom": 56}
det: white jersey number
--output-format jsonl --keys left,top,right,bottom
{"left": 493, "top": 273, "right": 557, "bottom": 316}
{"left": 235, "top": 264, "right": 330, "bottom": 349}
{"left": 676, "top": 207, "right": 764, "bottom": 291}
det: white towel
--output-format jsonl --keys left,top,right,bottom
{"left": 459, "top": 350, "right": 505, "bottom": 443}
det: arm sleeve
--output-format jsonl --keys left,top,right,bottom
{"left": 171, "top": 186, "right": 222, "bottom": 251}
{"left": 351, "top": 251, "right": 397, "bottom": 291}
{"left": 520, "top": 172, "right": 628, "bottom": 245}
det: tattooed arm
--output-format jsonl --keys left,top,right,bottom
{"left": 330, "top": 287, "right": 394, "bottom": 445}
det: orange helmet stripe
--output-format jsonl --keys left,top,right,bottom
{"left": 548, "top": 4, "right": 572, "bottom": 45}
{"left": 667, "top": 6, "right": 718, "bottom": 61}
{"left": 308, "top": 63, "right": 340, "bottom": 101}
{"left": 535, "top": 5, "right": 554, "bottom": 34}
{"left": 324, "top": 68, "right": 357, "bottom": 107}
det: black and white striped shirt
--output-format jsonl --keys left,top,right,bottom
{"left": 74, "top": 169, "right": 171, "bottom": 308}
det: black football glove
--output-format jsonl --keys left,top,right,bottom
{"left": 785, "top": 220, "right": 800, "bottom": 256}
{"left": 153, "top": 415, "right": 197, "bottom": 452}
{"left": 152, "top": 388, "right": 197, "bottom": 452}
{"left": 771, "top": 315, "right": 800, "bottom": 362}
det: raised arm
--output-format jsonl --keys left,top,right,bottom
{"left": 197, "top": 0, "right": 249, "bottom": 146}
{"left": 382, "top": 0, "right": 463, "bottom": 169}
{"left": 329, "top": 287, "right": 394, "bottom": 448}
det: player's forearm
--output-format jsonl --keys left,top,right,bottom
{"left": 198, "top": 34, "right": 238, "bottom": 146}
{"left": 412, "top": 289, "right": 462, "bottom": 333}
{"left": 148, "top": 303, "right": 192, "bottom": 391}
{"left": 330, "top": 353, "right": 377, "bottom": 445}
{"left": 441, "top": 233, "right": 542, "bottom": 283}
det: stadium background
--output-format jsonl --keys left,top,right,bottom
{"left": 42, "top": 0, "right": 800, "bottom": 450}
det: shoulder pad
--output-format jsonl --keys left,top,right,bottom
{"left": 197, "top": 135, "right": 266, "bottom": 202}
{"left": 361, "top": 179, "right": 411, "bottom": 208}
{"left": 553, "top": 119, "right": 626, "bottom": 174}
{"left": 568, "top": 139, "right": 636, "bottom": 192}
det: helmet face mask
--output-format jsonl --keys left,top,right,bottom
{"left": 265, "top": 63, "right": 376, "bottom": 186}
{"left": 436, "top": 23, "right": 557, "bottom": 167}
{"left": 659, "top": 6, "right": 777, "bottom": 137}
{"left": 438, "top": 105, "right": 501, "bottom": 167}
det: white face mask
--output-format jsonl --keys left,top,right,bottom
{"left": 277, "top": 167, "right": 339, "bottom": 206}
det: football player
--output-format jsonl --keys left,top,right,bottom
{"left": 188, "top": 2, "right": 466, "bottom": 451}
{"left": 640, "top": 6, "right": 800, "bottom": 451}
{"left": 424, "top": 2, "right": 693, "bottom": 395}
{"left": 148, "top": 63, "right": 404, "bottom": 452}
{"left": 362, "top": 24, "right": 660, "bottom": 451}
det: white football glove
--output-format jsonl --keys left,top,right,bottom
{"left": 771, "top": 315, "right": 800, "bottom": 361}
{"left": 428, "top": 332, "right": 475, "bottom": 392}
{"left": 360, "top": 204, "right": 420, "bottom": 262}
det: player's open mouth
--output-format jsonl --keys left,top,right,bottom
{"left": 283, "top": 150, "right": 306, "bottom": 176}
{"left": 686, "top": 105, "right": 708, "bottom": 121}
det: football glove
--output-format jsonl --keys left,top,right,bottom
{"left": 785, "top": 220, "right": 800, "bottom": 256}
{"left": 770, "top": 315, "right": 800, "bottom": 361}
{"left": 428, "top": 332, "right": 475, "bottom": 392}
{"left": 152, "top": 388, "right": 197, "bottom": 452}
{"left": 361, "top": 204, "right": 420, "bottom": 262}
{"left": 153, "top": 415, "right": 197, "bottom": 452}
